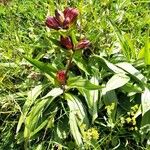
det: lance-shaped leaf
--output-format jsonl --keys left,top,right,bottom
{"left": 92, "top": 55, "right": 126, "bottom": 74}
{"left": 16, "top": 85, "right": 45, "bottom": 133}
{"left": 23, "top": 56, "right": 57, "bottom": 78}
{"left": 67, "top": 76, "right": 102, "bottom": 90}
{"left": 65, "top": 93, "right": 89, "bottom": 146}
{"left": 116, "top": 62, "right": 147, "bottom": 86}
{"left": 79, "top": 77, "right": 99, "bottom": 123}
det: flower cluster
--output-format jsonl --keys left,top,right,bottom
{"left": 60, "top": 36, "right": 90, "bottom": 50}
{"left": 45, "top": 7, "right": 90, "bottom": 85}
{"left": 46, "top": 8, "right": 79, "bottom": 30}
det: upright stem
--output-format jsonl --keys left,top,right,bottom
{"left": 62, "top": 50, "right": 74, "bottom": 97}
{"left": 65, "top": 50, "right": 74, "bottom": 77}
{"left": 61, "top": 50, "right": 74, "bottom": 92}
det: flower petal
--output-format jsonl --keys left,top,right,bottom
{"left": 76, "top": 39, "right": 90, "bottom": 49}
{"left": 55, "top": 9, "right": 65, "bottom": 25}
{"left": 63, "top": 7, "right": 79, "bottom": 28}
{"left": 60, "top": 36, "right": 73, "bottom": 49}
{"left": 45, "top": 16, "right": 60, "bottom": 30}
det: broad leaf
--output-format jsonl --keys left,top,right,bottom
{"left": 65, "top": 93, "right": 89, "bottom": 146}
{"left": 121, "top": 82, "right": 142, "bottom": 93}
{"left": 67, "top": 76, "right": 102, "bottom": 90}
{"left": 24, "top": 98, "right": 51, "bottom": 139}
{"left": 79, "top": 77, "right": 99, "bottom": 123}
{"left": 41, "top": 88, "right": 63, "bottom": 99}
{"left": 106, "top": 74, "right": 130, "bottom": 92}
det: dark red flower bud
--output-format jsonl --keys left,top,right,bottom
{"left": 45, "top": 17, "right": 60, "bottom": 30}
{"left": 55, "top": 9, "right": 65, "bottom": 25}
{"left": 60, "top": 36, "right": 73, "bottom": 49}
{"left": 56, "top": 70, "right": 66, "bottom": 85}
{"left": 76, "top": 39, "right": 90, "bottom": 49}
{"left": 63, "top": 7, "right": 79, "bottom": 28}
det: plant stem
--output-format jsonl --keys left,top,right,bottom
{"left": 65, "top": 50, "right": 74, "bottom": 78}
{"left": 61, "top": 50, "right": 74, "bottom": 92}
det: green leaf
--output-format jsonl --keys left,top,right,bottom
{"left": 141, "top": 88, "right": 150, "bottom": 116}
{"left": 116, "top": 62, "right": 147, "bottom": 86}
{"left": 138, "top": 35, "right": 150, "bottom": 65}
{"left": 24, "top": 98, "right": 51, "bottom": 139}
{"left": 65, "top": 93, "right": 89, "bottom": 125}
{"left": 17, "top": 87, "right": 63, "bottom": 141}
{"left": 92, "top": 55, "right": 125, "bottom": 74}
{"left": 138, "top": 47, "right": 145, "bottom": 59}
{"left": 124, "top": 34, "right": 137, "bottom": 59}
{"left": 141, "top": 88, "right": 150, "bottom": 128}
{"left": 24, "top": 87, "right": 63, "bottom": 138}
{"left": 121, "top": 82, "right": 142, "bottom": 93}
{"left": 65, "top": 93, "right": 89, "bottom": 146}
{"left": 69, "top": 113, "right": 83, "bottom": 146}
{"left": 67, "top": 76, "right": 102, "bottom": 90}
{"left": 35, "top": 143, "right": 45, "bottom": 150}
{"left": 73, "top": 52, "right": 91, "bottom": 75}
{"left": 41, "top": 88, "right": 63, "bottom": 99}
{"left": 102, "top": 90, "right": 118, "bottom": 127}
{"left": 144, "top": 36, "right": 150, "bottom": 65}
{"left": 49, "top": 37, "right": 60, "bottom": 47}
{"left": 70, "top": 30, "right": 78, "bottom": 46}
{"left": 106, "top": 74, "right": 130, "bottom": 92}
{"left": 102, "top": 90, "right": 118, "bottom": 107}
{"left": 30, "top": 119, "right": 48, "bottom": 137}
{"left": 23, "top": 56, "right": 57, "bottom": 78}
{"left": 16, "top": 85, "right": 45, "bottom": 133}
{"left": 56, "top": 116, "right": 69, "bottom": 139}
{"left": 79, "top": 77, "right": 99, "bottom": 123}
{"left": 109, "top": 19, "right": 134, "bottom": 60}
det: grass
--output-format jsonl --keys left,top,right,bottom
{"left": 0, "top": 0, "right": 150, "bottom": 149}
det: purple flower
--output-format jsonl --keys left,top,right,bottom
{"left": 63, "top": 8, "right": 79, "bottom": 29}
{"left": 45, "top": 7, "right": 79, "bottom": 30}
{"left": 45, "top": 17, "right": 60, "bottom": 30}
{"left": 76, "top": 39, "right": 90, "bottom": 49}
{"left": 60, "top": 36, "right": 90, "bottom": 50}
{"left": 56, "top": 70, "right": 66, "bottom": 85}
{"left": 60, "top": 36, "right": 73, "bottom": 49}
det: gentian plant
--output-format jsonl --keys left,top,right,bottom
{"left": 16, "top": 7, "right": 101, "bottom": 149}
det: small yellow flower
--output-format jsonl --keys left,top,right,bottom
{"left": 126, "top": 117, "right": 132, "bottom": 123}
{"left": 120, "top": 117, "right": 125, "bottom": 124}
{"left": 132, "top": 117, "right": 136, "bottom": 125}
{"left": 83, "top": 127, "right": 99, "bottom": 141}
{"left": 134, "top": 127, "right": 138, "bottom": 131}
{"left": 91, "top": 128, "right": 99, "bottom": 140}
